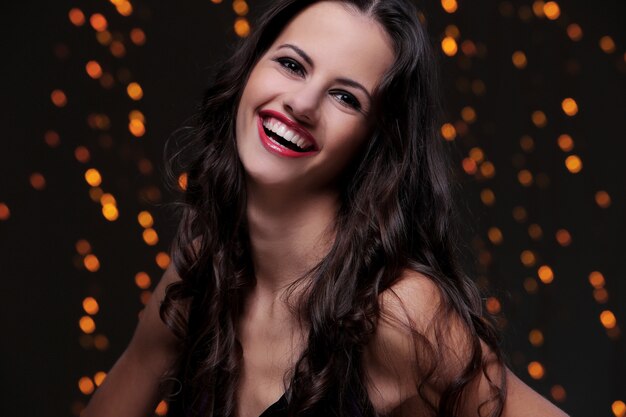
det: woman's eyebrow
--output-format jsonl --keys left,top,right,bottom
{"left": 276, "top": 43, "right": 373, "bottom": 104}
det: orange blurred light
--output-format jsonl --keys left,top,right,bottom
{"left": 520, "top": 250, "right": 536, "bottom": 267}
{"left": 129, "top": 119, "right": 145, "bottom": 137}
{"left": 234, "top": 18, "right": 250, "bottom": 37}
{"left": 527, "top": 361, "right": 545, "bottom": 379}
{"left": 69, "top": 8, "right": 86, "bottom": 26}
{"left": 441, "top": 36, "right": 458, "bottom": 56}
{"left": 612, "top": 400, "right": 626, "bottom": 417}
{"left": 599, "top": 36, "right": 616, "bottom": 53}
{"left": 135, "top": 272, "right": 152, "bottom": 289}
{"left": 561, "top": 98, "right": 578, "bottom": 116}
{"left": 30, "top": 172, "right": 46, "bottom": 190}
{"left": 79, "top": 316, "right": 96, "bottom": 334}
{"left": 529, "top": 329, "right": 544, "bottom": 346}
{"left": 143, "top": 228, "right": 159, "bottom": 245}
{"left": 440, "top": 123, "right": 457, "bottom": 141}
{"left": 233, "top": 0, "right": 249, "bottom": 16}
{"left": 156, "top": 252, "right": 171, "bottom": 269}
{"left": 127, "top": 82, "right": 143, "bottom": 100}
{"left": 566, "top": 23, "right": 583, "bottom": 41}
{"left": 0, "top": 203, "right": 10, "bottom": 221}
{"left": 512, "top": 51, "right": 527, "bottom": 69}
{"left": 90, "top": 13, "right": 108, "bottom": 32}
{"left": 102, "top": 204, "right": 119, "bottom": 221}
{"left": 78, "top": 376, "right": 95, "bottom": 394}
{"left": 441, "top": 0, "right": 458, "bottom": 13}
{"left": 84, "top": 254, "right": 100, "bottom": 272}
{"left": 537, "top": 265, "right": 554, "bottom": 284}
{"left": 85, "top": 61, "right": 103, "bottom": 79}
{"left": 155, "top": 400, "right": 169, "bottom": 416}
{"left": 130, "top": 28, "right": 146, "bottom": 45}
{"left": 565, "top": 155, "right": 582, "bottom": 173}
{"left": 543, "top": 2, "right": 560, "bottom": 20}
{"left": 51, "top": 89, "right": 67, "bottom": 107}
{"left": 85, "top": 168, "right": 102, "bottom": 187}
{"left": 600, "top": 310, "right": 617, "bottom": 329}
{"left": 595, "top": 191, "right": 611, "bottom": 208}
{"left": 83, "top": 297, "right": 100, "bottom": 315}
{"left": 557, "top": 134, "right": 574, "bottom": 152}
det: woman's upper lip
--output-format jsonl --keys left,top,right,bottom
{"left": 258, "top": 109, "right": 319, "bottom": 150}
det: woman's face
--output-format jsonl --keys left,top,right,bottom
{"left": 235, "top": 1, "right": 395, "bottom": 194}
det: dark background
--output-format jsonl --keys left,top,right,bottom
{"left": 1, "top": 0, "right": 624, "bottom": 416}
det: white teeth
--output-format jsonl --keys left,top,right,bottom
{"left": 262, "top": 117, "right": 312, "bottom": 150}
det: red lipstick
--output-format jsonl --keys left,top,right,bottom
{"left": 257, "top": 109, "right": 319, "bottom": 158}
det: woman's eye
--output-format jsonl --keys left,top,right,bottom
{"left": 332, "top": 91, "right": 361, "bottom": 111}
{"left": 274, "top": 57, "right": 305, "bottom": 76}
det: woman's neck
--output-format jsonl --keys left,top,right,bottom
{"left": 245, "top": 182, "right": 339, "bottom": 305}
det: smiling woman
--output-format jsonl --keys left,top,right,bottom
{"left": 81, "top": 1, "right": 570, "bottom": 417}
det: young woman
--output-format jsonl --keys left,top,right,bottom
{"left": 83, "top": 1, "right": 570, "bottom": 416}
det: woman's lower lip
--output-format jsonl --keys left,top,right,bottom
{"left": 256, "top": 114, "right": 318, "bottom": 158}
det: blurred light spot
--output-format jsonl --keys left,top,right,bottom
{"left": 528, "top": 224, "right": 543, "bottom": 240}
{"left": 599, "top": 36, "right": 616, "bottom": 53}
{"left": 529, "top": 329, "right": 544, "bottom": 346}
{"left": 593, "top": 288, "right": 609, "bottom": 304}
{"left": 555, "top": 229, "right": 571, "bottom": 246}
{"left": 512, "top": 206, "right": 527, "bottom": 222}
{"left": 234, "top": 18, "right": 250, "bottom": 37}
{"left": 96, "top": 30, "right": 112, "bottom": 46}
{"left": 143, "top": 228, "right": 159, "bottom": 245}
{"left": 100, "top": 193, "right": 116, "bottom": 206}
{"left": 441, "top": 0, "right": 458, "bottom": 13}
{"left": 518, "top": 5, "right": 533, "bottom": 21}
{"left": 479, "top": 161, "right": 495, "bottom": 178}
{"left": 600, "top": 310, "right": 617, "bottom": 329}
{"left": 83, "top": 297, "right": 99, "bottom": 315}
{"left": 100, "top": 73, "right": 115, "bottom": 89}
{"left": 532, "top": 1, "right": 546, "bottom": 18}
{"left": 538, "top": 265, "right": 554, "bottom": 284}
{"left": 520, "top": 135, "right": 534, "bottom": 152}
{"left": 140, "top": 290, "right": 152, "bottom": 305}
{"left": 76, "top": 239, "right": 91, "bottom": 255}
{"left": 523, "top": 277, "right": 539, "bottom": 294}
{"left": 613, "top": 400, "right": 626, "bottom": 417}
{"left": 557, "top": 134, "right": 574, "bottom": 151}
{"left": 129, "top": 110, "right": 145, "bottom": 123}
{"left": 527, "top": 361, "right": 545, "bottom": 379}
{"left": 445, "top": 24, "right": 460, "bottom": 39}
{"left": 520, "top": 250, "right": 536, "bottom": 267}
{"left": 51, "top": 89, "right": 67, "bottom": 107}
{"left": 487, "top": 227, "right": 503, "bottom": 245}
{"left": 130, "top": 28, "right": 146, "bottom": 45}
{"left": 79, "top": 316, "right": 96, "bottom": 334}
{"left": 110, "top": 41, "right": 126, "bottom": 58}
{"left": 469, "top": 147, "right": 484, "bottom": 163}
{"left": 138, "top": 158, "right": 153, "bottom": 175}
{"left": 595, "top": 191, "right": 611, "bottom": 208}
{"left": 233, "top": 0, "right": 249, "bottom": 16}
{"left": 566, "top": 23, "right": 583, "bottom": 41}
{"left": 94, "top": 334, "right": 109, "bottom": 350}
{"left": 480, "top": 188, "right": 495, "bottom": 206}
{"left": 543, "top": 1, "right": 560, "bottom": 19}
{"left": 89, "top": 187, "right": 103, "bottom": 202}
{"left": 84, "top": 254, "right": 100, "bottom": 272}
{"left": 531, "top": 111, "right": 547, "bottom": 128}
{"left": 129, "top": 119, "right": 145, "bottom": 137}
{"left": 94, "top": 371, "right": 106, "bottom": 386}
{"left": 512, "top": 51, "right": 527, "bottom": 69}
{"left": 90, "top": 13, "right": 108, "bottom": 32}
{"left": 135, "top": 272, "right": 151, "bottom": 289}
{"left": 0, "top": 203, "right": 10, "bottom": 220}
{"left": 441, "top": 36, "right": 458, "bottom": 56}
{"left": 138, "top": 211, "right": 154, "bottom": 228}
{"left": 471, "top": 79, "right": 485, "bottom": 96}
{"left": 30, "top": 172, "right": 46, "bottom": 190}
{"left": 461, "top": 158, "right": 477, "bottom": 175}
{"left": 78, "top": 376, "right": 95, "bottom": 395}
{"left": 69, "top": 8, "right": 86, "bottom": 26}
{"left": 127, "top": 82, "right": 143, "bottom": 100}
{"left": 211, "top": 0, "right": 223, "bottom": 3}
{"left": 440, "top": 123, "right": 457, "bottom": 141}
{"left": 517, "top": 170, "right": 533, "bottom": 187}
{"left": 561, "top": 98, "right": 578, "bottom": 116}
{"left": 485, "top": 297, "right": 501, "bottom": 314}
{"left": 85, "top": 61, "right": 102, "bottom": 79}
{"left": 589, "top": 271, "right": 605, "bottom": 288}
{"left": 116, "top": 1, "right": 133, "bottom": 16}
{"left": 156, "top": 252, "right": 171, "bottom": 269}
{"left": 550, "top": 385, "right": 566, "bottom": 402}
{"left": 155, "top": 400, "right": 169, "bottom": 416}
{"left": 102, "top": 204, "right": 119, "bottom": 221}
{"left": 565, "top": 155, "right": 582, "bottom": 173}
{"left": 461, "top": 106, "right": 476, "bottom": 123}
{"left": 74, "top": 146, "right": 90, "bottom": 164}
{"left": 85, "top": 168, "right": 102, "bottom": 187}
{"left": 461, "top": 40, "right": 477, "bottom": 57}
{"left": 178, "top": 172, "right": 187, "bottom": 190}
{"left": 44, "top": 130, "right": 61, "bottom": 147}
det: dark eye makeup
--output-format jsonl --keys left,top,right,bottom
{"left": 271, "top": 56, "right": 363, "bottom": 112}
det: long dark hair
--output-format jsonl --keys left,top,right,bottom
{"left": 159, "top": 1, "right": 508, "bottom": 416}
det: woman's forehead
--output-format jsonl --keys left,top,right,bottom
{"left": 269, "top": 2, "right": 395, "bottom": 90}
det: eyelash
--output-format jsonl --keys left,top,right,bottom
{"left": 272, "top": 57, "right": 362, "bottom": 111}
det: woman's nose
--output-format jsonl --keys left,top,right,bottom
{"left": 281, "top": 81, "right": 322, "bottom": 125}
